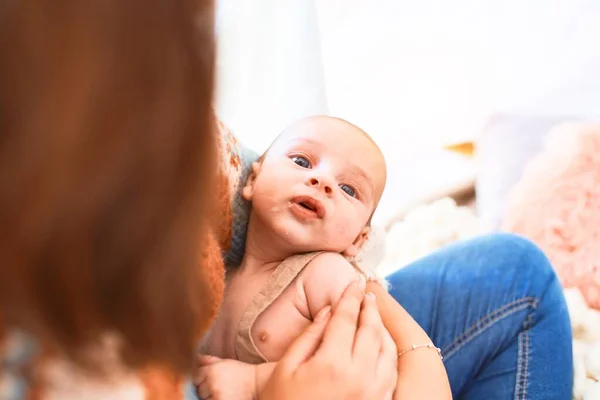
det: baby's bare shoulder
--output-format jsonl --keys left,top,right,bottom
{"left": 303, "top": 252, "right": 356, "bottom": 277}
{"left": 301, "top": 252, "right": 360, "bottom": 312}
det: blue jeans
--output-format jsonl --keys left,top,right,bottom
{"left": 388, "top": 233, "right": 573, "bottom": 399}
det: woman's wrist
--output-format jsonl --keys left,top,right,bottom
{"left": 390, "top": 318, "right": 431, "bottom": 350}
{"left": 365, "top": 282, "right": 451, "bottom": 399}
{"left": 366, "top": 282, "right": 433, "bottom": 348}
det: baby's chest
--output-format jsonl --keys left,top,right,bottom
{"left": 202, "top": 275, "right": 259, "bottom": 359}
{"left": 204, "top": 274, "right": 311, "bottom": 362}
{"left": 250, "top": 285, "right": 313, "bottom": 361}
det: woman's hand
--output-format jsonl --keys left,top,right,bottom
{"left": 259, "top": 282, "right": 397, "bottom": 400}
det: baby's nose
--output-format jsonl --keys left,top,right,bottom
{"left": 309, "top": 176, "right": 333, "bottom": 195}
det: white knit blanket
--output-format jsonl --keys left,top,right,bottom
{"left": 365, "top": 198, "right": 599, "bottom": 399}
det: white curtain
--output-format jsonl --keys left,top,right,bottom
{"left": 215, "top": 0, "right": 327, "bottom": 153}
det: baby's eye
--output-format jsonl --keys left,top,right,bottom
{"left": 339, "top": 184, "right": 356, "bottom": 198}
{"left": 291, "top": 156, "right": 311, "bottom": 169}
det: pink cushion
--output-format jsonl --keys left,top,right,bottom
{"left": 502, "top": 124, "right": 600, "bottom": 309}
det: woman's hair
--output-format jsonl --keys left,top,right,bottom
{"left": 0, "top": 0, "right": 219, "bottom": 373}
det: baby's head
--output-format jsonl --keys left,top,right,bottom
{"left": 242, "top": 115, "right": 387, "bottom": 257}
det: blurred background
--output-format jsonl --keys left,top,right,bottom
{"left": 213, "top": 0, "right": 600, "bottom": 228}
{"left": 214, "top": 0, "right": 600, "bottom": 153}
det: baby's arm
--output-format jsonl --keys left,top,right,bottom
{"left": 195, "top": 355, "right": 275, "bottom": 400}
{"left": 301, "top": 252, "right": 363, "bottom": 317}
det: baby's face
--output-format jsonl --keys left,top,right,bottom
{"left": 243, "top": 116, "right": 386, "bottom": 256}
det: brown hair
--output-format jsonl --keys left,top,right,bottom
{"left": 0, "top": 0, "right": 221, "bottom": 374}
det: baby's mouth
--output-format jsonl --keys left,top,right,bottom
{"left": 299, "top": 201, "right": 316, "bottom": 211}
{"left": 291, "top": 196, "right": 326, "bottom": 218}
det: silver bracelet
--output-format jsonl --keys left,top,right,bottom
{"left": 397, "top": 343, "right": 443, "bottom": 360}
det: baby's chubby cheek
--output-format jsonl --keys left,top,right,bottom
{"left": 328, "top": 221, "right": 360, "bottom": 245}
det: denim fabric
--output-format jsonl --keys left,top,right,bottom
{"left": 388, "top": 233, "right": 573, "bottom": 399}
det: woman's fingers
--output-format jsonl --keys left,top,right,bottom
{"left": 279, "top": 305, "right": 331, "bottom": 368}
{"left": 352, "top": 292, "right": 384, "bottom": 368}
{"left": 352, "top": 291, "right": 398, "bottom": 398}
{"left": 378, "top": 326, "right": 398, "bottom": 394}
{"left": 317, "top": 281, "right": 364, "bottom": 360}
{"left": 379, "top": 326, "right": 397, "bottom": 372}
{"left": 259, "top": 286, "right": 398, "bottom": 400}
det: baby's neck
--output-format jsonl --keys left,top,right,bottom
{"left": 241, "top": 215, "right": 297, "bottom": 274}
{"left": 238, "top": 253, "right": 280, "bottom": 276}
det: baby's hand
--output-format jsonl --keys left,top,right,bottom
{"left": 194, "top": 355, "right": 257, "bottom": 400}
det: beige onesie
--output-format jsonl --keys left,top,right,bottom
{"left": 235, "top": 252, "right": 323, "bottom": 364}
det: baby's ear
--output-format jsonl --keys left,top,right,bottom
{"left": 343, "top": 226, "right": 371, "bottom": 258}
{"left": 241, "top": 162, "right": 261, "bottom": 201}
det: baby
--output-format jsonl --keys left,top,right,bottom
{"left": 196, "top": 115, "right": 388, "bottom": 399}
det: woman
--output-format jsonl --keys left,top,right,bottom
{"left": 0, "top": 1, "right": 572, "bottom": 399}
